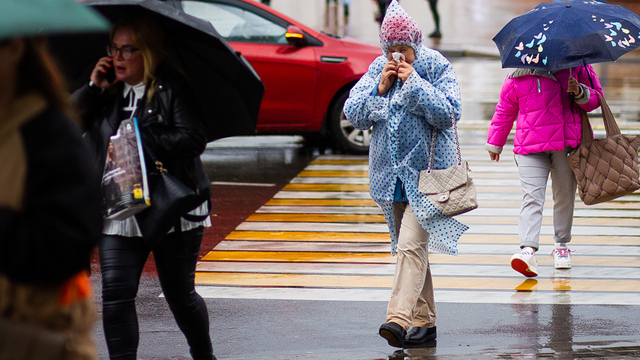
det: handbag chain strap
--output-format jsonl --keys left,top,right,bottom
{"left": 427, "top": 110, "right": 462, "bottom": 173}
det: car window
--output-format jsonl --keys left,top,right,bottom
{"left": 182, "top": 1, "right": 287, "bottom": 44}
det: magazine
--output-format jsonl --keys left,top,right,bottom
{"left": 101, "top": 118, "right": 150, "bottom": 220}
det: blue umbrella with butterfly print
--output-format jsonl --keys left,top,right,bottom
{"left": 493, "top": 0, "right": 640, "bottom": 71}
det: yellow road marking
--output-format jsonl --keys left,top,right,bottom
{"left": 311, "top": 159, "right": 369, "bottom": 165}
{"left": 455, "top": 216, "right": 640, "bottom": 227}
{"left": 224, "top": 231, "right": 639, "bottom": 246}
{"left": 195, "top": 273, "right": 640, "bottom": 292}
{"left": 244, "top": 213, "right": 640, "bottom": 227}
{"left": 476, "top": 201, "right": 640, "bottom": 209}
{"left": 266, "top": 199, "right": 377, "bottom": 206}
{"left": 459, "top": 234, "right": 640, "bottom": 246}
{"left": 297, "top": 170, "right": 368, "bottom": 177}
{"left": 226, "top": 231, "right": 389, "bottom": 242}
{"left": 246, "top": 213, "right": 385, "bottom": 223}
{"left": 202, "top": 251, "right": 394, "bottom": 263}
{"left": 473, "top": 172, "right": 520, "bottom": 179}
{"left": 201, "top": 251, "right": 640, "bottom": 267}
{"left": 282, "top": 184, "right": 369, "bottom": 192}
{"left": 279, "top": 184, "right": 542, "bottom": 194}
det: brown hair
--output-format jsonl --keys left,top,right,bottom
{"left": 16, "top": 38, "right": 73, "bottom": 115}
{"left": 109, "top": 16, "right": 167, "bottom": 101}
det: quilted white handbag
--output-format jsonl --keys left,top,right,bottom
{"left": 418, "top": 120, "right": 478, "bottom": 217}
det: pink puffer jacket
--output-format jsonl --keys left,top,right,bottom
{"left": 486, "top": 65, "right": 603, "bottom": 155}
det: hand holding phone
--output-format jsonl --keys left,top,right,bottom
{"left": 105, "top": 59, "right": 116, "bottom": 83}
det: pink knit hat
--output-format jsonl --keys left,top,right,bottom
{"left": 379, "top": 0, "right": 423, "bottom": 56}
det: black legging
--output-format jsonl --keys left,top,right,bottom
{"left": 428, "top": 0, "right": 440, "bottom": 30}
{"left": 99, "top": 228, "right": 213, "bottom": 360}
{"left": 378, "top": 0, "right": 391, "bottom": 24}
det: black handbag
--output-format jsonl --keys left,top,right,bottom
{"left": 135, "top": 156, "right": 210, "bottom": 247}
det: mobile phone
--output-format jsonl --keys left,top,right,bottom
{"left": 105, "top": 60, "right": 116, "bottom": 83}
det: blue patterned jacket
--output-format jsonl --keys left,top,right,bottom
{"left": 343, "top": 45, "right": 467, "bottom": 255}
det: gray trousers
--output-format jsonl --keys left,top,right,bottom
{"left": 386, "top": 202, "right": 436, "bottom": 330}
{"left": 514, "top": 150, "right": 577, "bottom": 249}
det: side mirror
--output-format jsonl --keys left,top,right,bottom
{"left": 285, "top": 25, "right": 306, "bottom": 46}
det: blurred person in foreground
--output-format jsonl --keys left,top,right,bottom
{"left": 344, "top": 0, "right": 465, "bottom": 349}
{"left": 72, "top": 15, "right": 215, "bottom": 360}
{"left": 0, "top": 34, "right": 103, "bottom": 360}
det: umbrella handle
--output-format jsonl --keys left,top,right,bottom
{"left": 568, "top": 67, "right": 575, "bottom": 102}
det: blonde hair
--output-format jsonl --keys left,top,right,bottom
{"left": 110, "top": 16, "right": 166, "bottom": 101}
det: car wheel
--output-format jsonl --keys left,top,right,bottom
{"left": 329, "top": 91, "right": 371, "bottom": 155}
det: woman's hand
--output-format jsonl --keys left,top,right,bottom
{"left": 90, "top": 56, "right": 116, "bottom": 89}
{"left": 397, "top": 61, "right": 414, "bottom": 82}
{"left": 378, "top": 60, "right": 397, "bottom": 95}
{"left": 567, "top": 76, "right": 582, "bottom": 99}
{"left": 488, "top": 151, "right": 500, "bottom": 162}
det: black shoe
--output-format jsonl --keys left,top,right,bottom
{"left": 404, "top": 326, "right": 437, "bottom": 347}
{"left": 428, "top": 29, "right": 442, "bottom": 38}
{"left": 379, "top": 322, "right": 406, "bottom": 348}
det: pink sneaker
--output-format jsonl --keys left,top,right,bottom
{"left": 511, "top": 247, "right": 538, "bottom": 277}
{"left": 552, "top": 246, "right": 572, "bottom": 269}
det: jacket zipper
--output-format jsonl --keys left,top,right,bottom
{"left": 537, "top": 77, "right": 541, "bottom": 93}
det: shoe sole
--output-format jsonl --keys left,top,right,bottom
{"left": 554, "top": 263, "right": 572, "bottom": 269}
{"left": 511, "top": 258, "right": 538, "bottom": 277}
{"left": 379, "top": 329, "right": 403, "bottom": 348}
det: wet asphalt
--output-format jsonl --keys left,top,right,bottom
{"left": 90, "top": 0, "right": 640, "bottom": 359}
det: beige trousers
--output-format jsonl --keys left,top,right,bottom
{"left": 385, "top": 202, "right": 436, "bottom": 331}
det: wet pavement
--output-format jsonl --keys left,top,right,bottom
{"left": 90, "top": 1, "right": 640, "bottom": 359}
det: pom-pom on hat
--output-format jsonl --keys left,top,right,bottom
{"left": 379, "top": 0, "right": 423, "bottom": 56}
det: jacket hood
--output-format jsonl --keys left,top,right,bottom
{"left": 508, "top": 68, "right": 557, "bottom": 81}
{"left": 379, "top": 0, "right": 423, "bottom": 57}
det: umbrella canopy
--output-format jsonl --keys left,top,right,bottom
{"left": 51, "top": 0, "right": 264, "bottom": 142}
{"left": 0, "top": 0, "right": 109, "bottom": 39}
{"left": 493, "top": 0, "right": 640, "bottom": 71}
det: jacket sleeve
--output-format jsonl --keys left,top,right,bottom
{"left": 140, "top": 75, "right": 208, "bottom": 160}
{"left": 0, "top": 112, "right": 102, "bottom": 286}
{"left": 69, "top": 83, "right": 109, "bottom": 131}
{"left": 575, "top": 64, "right": 604, "bottom": 112}
{"left": 486, "top": 75, "right": 519, "bottom": 150}
{"left": 343, "top": 56, "right": 392, "bottom": 130}
{"left": 395, "top": 51, "right": 462, "bottom": 130}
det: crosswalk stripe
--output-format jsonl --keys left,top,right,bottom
{"left": 213, "top": 241, "right": 639, "bottom": 256}
{"left": 225, "top": 231, "right": 389, "bottom": 242}
{"left": 196, "top": 144, "right": 640, "bottom": 304}
{"left": 194, "top": 273, "right": 640, "bottom": 292}
{"left": 225, "top": 231, "right": 640, "bottom": 246}
{"left": 195, "top": 262, "right": 640, "bottom": 279}
{"left": 245, "top": 212, "right": 640, "bottom": 227}
{"left": 192, "top": 287, "right": 640, "bottom": 305}
{"left": 236, "top": 221, "right": 640, "bottom": 236}
{"left": 266, "top": 199, "right": 377, "bottom": 206}
{"left": 201, "top": 251, "right": 640, "bottom": 267}
{"left": 298, "top": 170, "right": 368, "bottom": 177}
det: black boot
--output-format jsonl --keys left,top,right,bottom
{"left": 379, "top": 322, "right": 406, "bottom": 348}
{"left": 404, "top": 326, "right": 437, "bottom": 347}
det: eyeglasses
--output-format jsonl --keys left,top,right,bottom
{"left": 107, "top": 45, "right": 139, "bottom": 60}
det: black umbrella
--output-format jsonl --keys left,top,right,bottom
{"left": 50, "top": 0, "right": 264, "bottom": 142}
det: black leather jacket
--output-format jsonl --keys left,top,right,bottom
{"left": 72, "top": 65, "right": 211, "bottom": 218}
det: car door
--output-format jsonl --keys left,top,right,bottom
{"left": 180, "top": 0, "right": 317, "bottom": 130}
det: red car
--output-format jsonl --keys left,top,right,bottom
{"left": 169, "top": 0, "right": 381, "bottom": 154}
